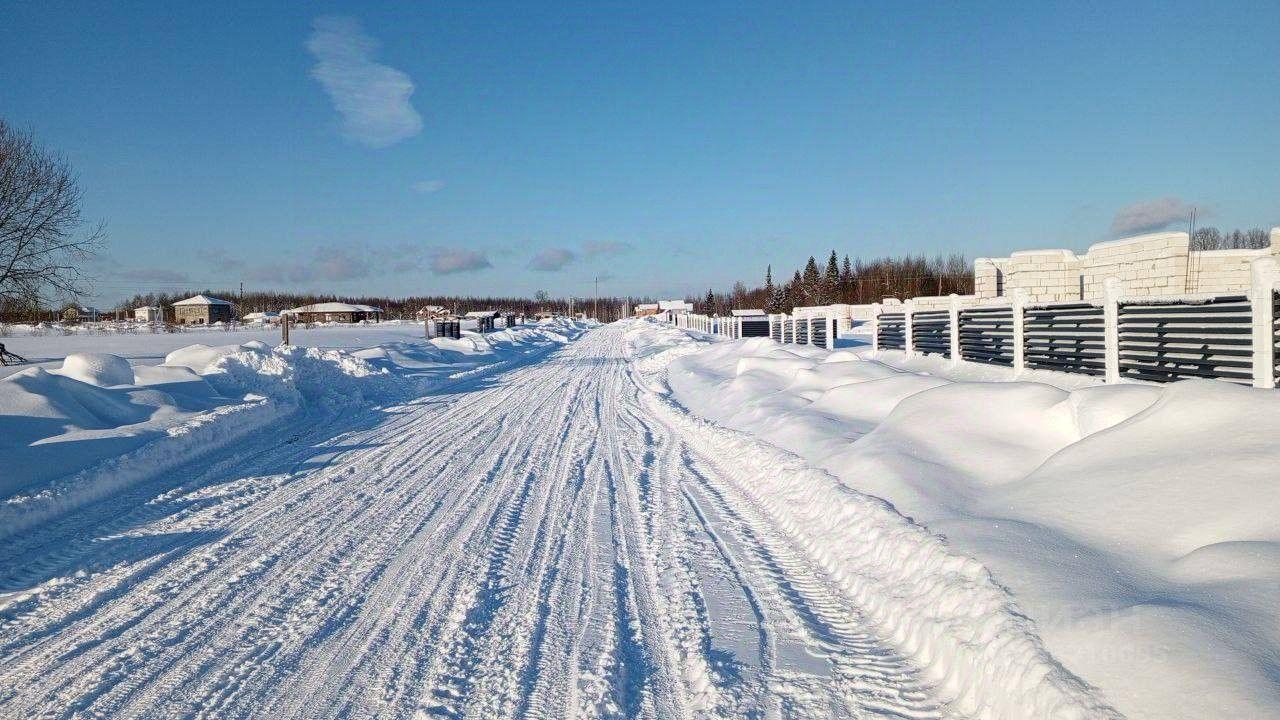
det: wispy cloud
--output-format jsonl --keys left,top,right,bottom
{"left": 114, "top": 267, "right": 191, "bottom": 283}
{"left": 201, "top": 248, "right": 247, "bottom": 273}
{"left": 583, "top": 240, "right": 632, "bottom": 258}
{"left": 430, "top": 248, "right": 492, "bottom": 275}
{"left": 307, "top": 16, "right": 422, "bottom": 148}
{"left": 1111, "top": 197, "right": 1206, "bottom": 236}
{"left": 529, "top": 248, "right": 577, "bottom": 272}
{"left": 412, "top": 179, "right": 445, "bottom": 194}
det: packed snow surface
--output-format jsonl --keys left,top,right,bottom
{"left": 651, "top": 321, "right": 1280, "bottom": 720}
{"left": 1, "top": 316, "right": 1269, "bottom": 718}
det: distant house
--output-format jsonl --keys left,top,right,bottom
{"left": 284, "top": 302, "right": 383, "bottom": 324}
{"left": 658, "top": 300, "right": 693, "bottom": 314}
{"left": 242, "top": 311, "right": 280, "bottom": 324}
{"left": 134, "top": 306, "right": 162, "bottom": 323}
{"left": 633, "top": 303, "right": 660, "bottom": 317}
{"left": 464, "top": 310, "right": 501, "bottom": 333}
{"left": 62, "top": 304, "right": 101, "bottom": 323}
{"left": 173, "top": 295, "right": 234, "bottom": 325}
{"left": 415, "top": 305, "right": 448, "bottom": 320}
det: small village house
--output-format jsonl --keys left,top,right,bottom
{"left": 284, "top": 302, "right": 383, "bottom": 324}
{"left": 61, "top": 304, "right": 101, "bottom": 324}
{"left": 242, "top": 311, "right": 280, "bottom": 324}
{"left": 172, "top": 295, "right": 234, "bottom": 325}
{"left": 133, "top": 306, "right": 161, "bottom": 323}
{"left": 415, "top": 305, "right": 448, "bottom": 320}
{"left": 464, "top": 310, "right": 501, "bottom": 333}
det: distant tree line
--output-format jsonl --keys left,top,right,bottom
{"left": 696, "top": 251, "right": 973, "bottom": 315}
{"left": 0, "top": 287, "right": 655, "bottom": 324}
{"left": 1190, "top": 227, "right": 1271, "bottom": 251}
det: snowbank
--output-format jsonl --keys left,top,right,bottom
{"left": 0, "top": 319, "right": 591, "bottom": 540}
{"left": 627, "top": 318, "right": 1280, "bottom": 720}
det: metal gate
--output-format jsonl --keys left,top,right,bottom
{"left": 1023, "top": 303, "right": 1105, "bottom": 375}
{"left": 911, "top": 310, "right": 950, "bottom": 357}
{"left": 876, "top": 312, "right": 906, "bottom": 350}
{"left": 741, "top": 319, "right": 771, "bottom": 337}
{"left": 1118, "top": 295, "right": 1253, "bottom": 383}
{"left": 958, "top": 306, "right": 1013, "bottom": 366}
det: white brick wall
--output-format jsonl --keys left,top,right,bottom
{"left": 974, "top": 229, "right": 1280, "bottom": 303}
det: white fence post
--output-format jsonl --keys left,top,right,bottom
{"left": 870, "top": 303, "right": 881, "bottom": 352}
{"left": 1250, "top": 257, "right": 1277, "bottom": 389}
{"left": 1011, "top": 288, "right": 1027, "bottom": 376}
{"left": 1103, "top": 278, "right": 1122, "bottom": 383}
{"left": 948, "top": 294, "right": 961, "bottom": 367}
{"left": 825, "top": 314, "right": 835, "bottom": 350}
{"left": 903, "top": 299, "right": 915, "bottom": 357}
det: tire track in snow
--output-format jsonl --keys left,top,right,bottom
{"left": 0, "top": 324, "right": 956, "bottom": 720}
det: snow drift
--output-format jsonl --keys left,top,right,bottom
{"left": 0, "top": 319, "right": 591, "bottom": 541}
{"left": 627, "top": 318, "right": 1280, "bottom": 720}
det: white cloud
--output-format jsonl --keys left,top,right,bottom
{"left": 307, "top": 16, "right": 422, "bottom": 148}
{"left": 430, "top": 248, "right": 491, "bottom": 274}
{"left": 412, "top": 179, "right": 445, "bottom": 194}
{"left": 529, "top": 248, "right": 577, "bottom": 272}
{"left": 1110, "top": 197, "right": 1206, "bottom": 236}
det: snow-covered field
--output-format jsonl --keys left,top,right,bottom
{"left": 0, "top": 317, "right": 1273, "bottom": 718}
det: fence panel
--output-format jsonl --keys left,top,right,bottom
{"left": 770, "top": 316, "right": 783, "bottom": 342}
{"left": 1275, "top": 290, "right": 1279, "bottom": 385}
{"left": 1117, "top": 295, "right": 1253, "bottom": 383}
{"left": 810, "top": 318, "right": 828, "bottom": 348}
{"left": 742, "top": 318, "right": 770, "bottom": 337}
{"left": 795, "top": 319, "right": 809, "bottom": 345}
{"left": 877, "top": 312, "right": 906, "bottom": 350}
{"left": 911, "top": 310, "right": 950, "bottom": 357}
{"left": 958, "top": 306, "right": 1014, "bottom": 366}
{"left": 1023, "top": 303, "right": 1105, "bottom": 375}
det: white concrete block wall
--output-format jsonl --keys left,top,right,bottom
{"left": 976, "top": 230, "right": 1280, "bottom": 304}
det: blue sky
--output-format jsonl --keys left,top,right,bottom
{"left": 2, "top": 1, "right": 1277, "bottom": 304}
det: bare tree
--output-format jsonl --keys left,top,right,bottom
{"left": 0, "top": 120, "right": 102, "bottom": 308}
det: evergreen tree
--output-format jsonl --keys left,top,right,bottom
{"left": 801, "top": 257, "right": 820, "bottom": 304}
{"left": 840, "top": 255, "right": 853, "bottom": 303}
{"left": 763, "top": 265, "right": 776, "bottom": 312}
{"left": 823, "top": 250, "right": 840, "bottom": 304}
{"left": 705, "top": 288, "right": 715, "bottom": 314}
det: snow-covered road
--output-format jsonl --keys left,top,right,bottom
{"left": 0, "top": 323, "right": 949, "bottom": 719}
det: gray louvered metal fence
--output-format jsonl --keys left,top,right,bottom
{"left": 911, "top": 310, "right": 950, "bottom": 358}
{"left": 742, "top": 318, "right": 771, "bottom": 337}
{"left": 1023, "top": 303, "right": 1105, "bottom": 376}
{"left": 1117, "top": 295, "right": 1253, "bottom": 384}
{"left": 795, "top": 319, "right": 809, "bottom": 345}
{"left": 958, "top": 306, "right": 1014, "bottom": 366}
{"left": 877, "top": 312, "right": 906, "bottom": 350}
{"left": 810, "top": 318, "right": 828, "bottom": 348}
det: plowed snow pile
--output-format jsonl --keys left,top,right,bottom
{"left": 629, "top": 319, "right": 1280, "bottom": 720}
{"left": 0, "top": 319, "right": 591, "bottom": 539}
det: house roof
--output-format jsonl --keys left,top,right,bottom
{"left": 242, "top": 311, "right": 279, "bottom": 320}
{"left": 464, "top": 310, "right": 501, "bottom": 318}
{"left": 730, "top": 309, "right": 766, "bottom": 316}
{"left": 285, "top": 302, "right": 382, "bottom": 314}
{"left": 173, "top": 294, "right": 232, "bottom": 306}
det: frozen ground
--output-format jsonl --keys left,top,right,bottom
{"left": 2, "top": 317, "right": 1264, "bottom": 718}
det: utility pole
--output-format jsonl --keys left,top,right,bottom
{"left": 593, "top": 276, "right": 598, "bottom": 320}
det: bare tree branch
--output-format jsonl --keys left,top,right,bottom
{"left": 0, "top": 119, "right": 102, "bottom": 307}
